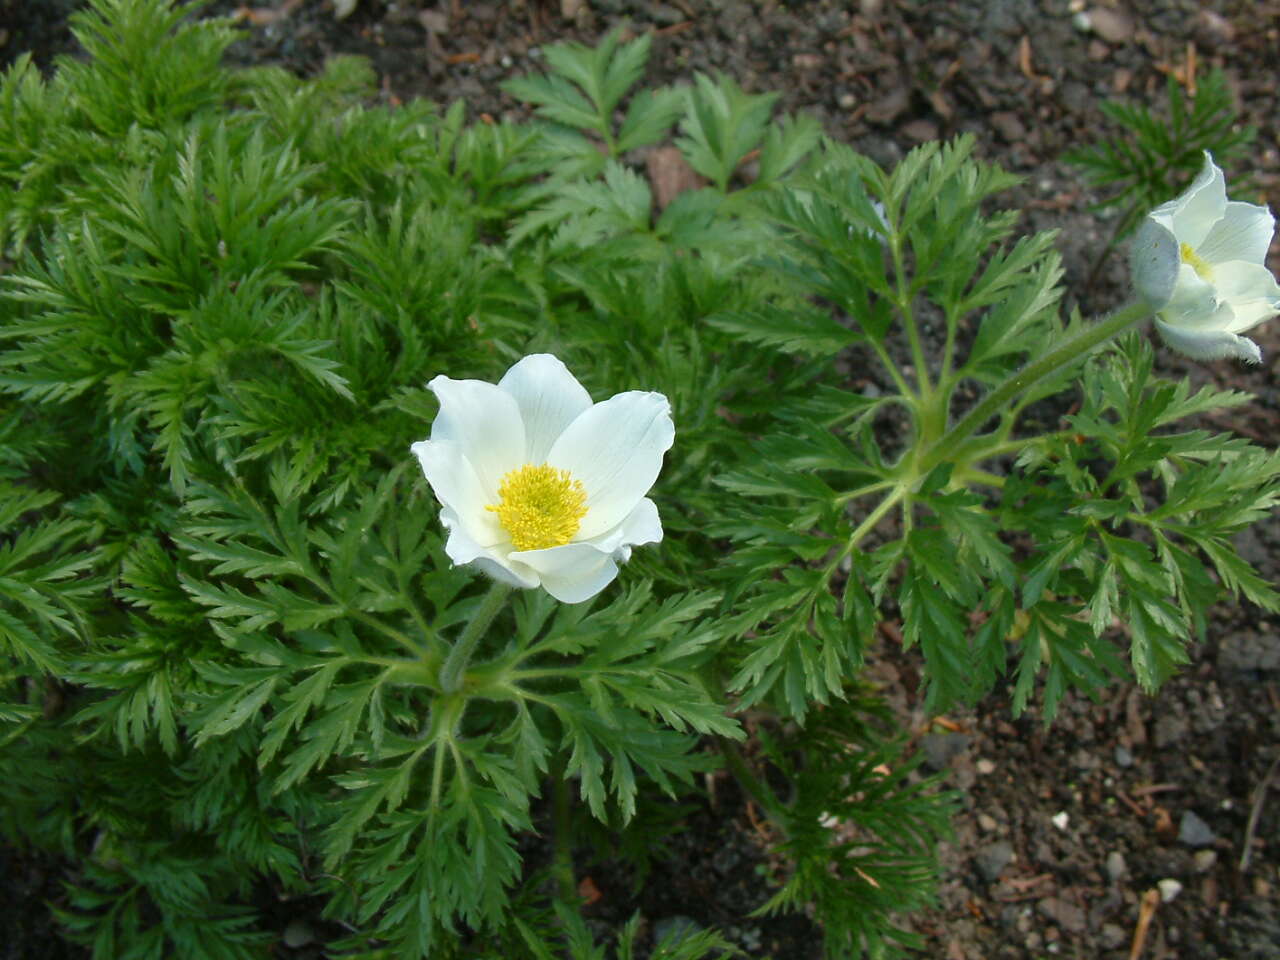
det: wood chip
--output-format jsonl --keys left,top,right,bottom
{"left": 577, "top": 875, "right": 602, "bottom": 906}
{"left": 1017, "top": 36, "right": 1036, "bottom": 80}
{"left": 1128, "top": 887, "right": 1160, "bottom": 960}
{"left": 645, "top": 146, "right": 704, "bottom": 211}
{"left": 233, "top": 0, "right": 303, "bottom": 26}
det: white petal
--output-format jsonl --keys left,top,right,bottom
{"left": 1151, "top": 152, "right": 1225, "bottom": 249}
{"left": 1210, "top": 261, "right": 1280, "bottom": 334}
{"left": 1161, "top": 263, "right": 1228, "bottom": 329}
{"left": 1130, "top": 218, "right": 1180, "bottom": 307}
{"left": 511, "top": 542, "right": 619, "bottom": 604}
{"left": 585, "top": 497, "right": 663, "bottom": 564}
{"left": 547, "top": 391, "right": 675, "bottom": 539}
{"left": 427, "top": 375, "right": 525, "bottom": 498}
{"left": 1155, "top": 319, "right": 1262, "bottom": 364}
{"left": 438, "top": 506, "right": 540, "bottom": 588}
{"left": 1197, "top": 201, "right": 1276, "bottom": 266}
{"left": 411, "top": 440, "right": 505, "bottom": 547}
{"left": 497, "top": 354, "right": 593, "bottom": 464}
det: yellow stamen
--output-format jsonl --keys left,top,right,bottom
{"left": 1180, "top": 242, "right": 1213, "bottom": 281}
{"left": 486, "top": 463, "right": 587, "bottom": 551}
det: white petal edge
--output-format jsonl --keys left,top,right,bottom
{"left": 547, "top": 391, "right": 675, "bottom": 540}
{"left": 1155, "top": 319, "right": 1262, "bottom": 364}
{"left": 427, "top": 375, "right": 525, "bottom": 499}
{"left": 1152, "top": 152, "right": 1225, "bottom": 250}
{"left": 585, "top": 497, "right": 663, "bottom": 564}
{"left": 1161, "top": 263, "right": 1229, "bottom": 329}
{"left": 511, "top": 542, "right": 619, "bottom": 604}
{"left": 1197, "top": 201, "right": 1276, "bottom": 266}
{"left": 1130, "top": 218, "right": 1180, "bottom": 307}
{"left": 497, "top": 354, "right": 594, "bottom": 465}
{"left": 412, "top": 440, "right": 505, "bottom": 547}
{"left": 438, "top": 506, "right": 540, "bottom": 588}
{"left": 1209, "top": 260, "right": 1280, "bottom": 333}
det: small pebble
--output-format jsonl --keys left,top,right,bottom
{"left": 975, "top": 841, "right": 1015, "bottom": 882}
{"left": 922, "top": 732, "right": 971, "bottom": 771}
{"left": 976, "top": 758, "right": 996, "bottom": 775}
{"left": 901, "top": 118, "right": 939, "bottom": 143}
{"left": 977, "top": 813, "right": 999, "bottom": 832}
{"left": 1105, "top": 851, "right": 1127, "bottom": 882}
{"left": 283, "top": 920, "right": 314, "bottom": 948}
{"left": 1178, "top": 810, "right": 1216, "bottom": 848}
{"left": 1086, "top": 7, "right": 1134, "bottom": 44}
{"left": 1157, "top": 878, "right": 1183, "bottom": 903}
{"left": 1114, "top": 745, "right": 1133, "bottom": 768}
{"left": 1193, "top": 850, "right": 1218, "bottom": 873}
{"left": 1101, "top": 923, "right": 1127, "bottom": 949}
{"left": 1051, "top": 811, "right": 1070, "bottom": 831}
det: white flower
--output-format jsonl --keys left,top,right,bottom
{"left": 411, "top": 354, "right": 674, "bottom": 604}
{"left": 1130, "top": 152, "right": 1280, "bottom": 364}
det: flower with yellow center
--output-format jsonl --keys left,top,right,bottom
{"left": 411, "top": 354, "right": 673, "bottom": 603}
{"left": 1130, "top": 152, "right": 1280, "bottom": 363}
{"left": 486, "top": 464, "right": 587, "bottom": 551}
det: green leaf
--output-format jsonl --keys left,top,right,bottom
{"left": 705, "top": 305, "right": 858, "bottom": 356}
{"left": 676, "top": 73, "right": 778, "bottom": 192}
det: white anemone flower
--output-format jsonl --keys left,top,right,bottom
{"left": 411, "top": 354, "right": 674, "bottom": 604}
{"left": 1130, "top": 151, "right": 1280, "bottom": 364}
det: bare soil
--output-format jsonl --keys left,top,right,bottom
{"left": 2, "top": 2, "right": 1279, "bottom": 958}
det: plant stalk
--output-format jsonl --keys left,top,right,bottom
{"left": 550, "top": 753, "right": 576, "bottom": 903}
{"left": 439, "top": 581, "right": 512, "bottom": 693}
{"left": 717, "top": 737, "right": 788, "bottom": 833}
{"left": 920, "top": 301, "right": 1152, "bottom": 474}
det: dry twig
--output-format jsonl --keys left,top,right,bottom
{"left": 1238, "top": 752, "right": 1280, "bottom": 874}
{"left": 1127, "top": 887, "right": 1160, "bottom": 960}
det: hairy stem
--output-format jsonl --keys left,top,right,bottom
{"left": 891, "top": 236, "right": 932, "bottom": 398}
{"left": 921, "top": 301, "right": 1152, "bottom": 474}
{"left": 848, "top": 485, "right": 907, "bottom": 552}
{"left": 438, "top": 581, "right": 513, "bottom": 693}
{"left": 867, "top": 336, "right": 915, "bottom": 400}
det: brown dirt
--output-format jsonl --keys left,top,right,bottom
{"left": 3, "top": 2, "right": 1279, "bottom": 958}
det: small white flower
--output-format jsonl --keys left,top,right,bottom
{"left": 1130, "top": 152, "right": 1280, "bottom": 364}
{"left": 411, "top": 354, "right": 673, "bottom": 603}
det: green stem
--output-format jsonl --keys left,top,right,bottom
{"left": 438, "top": 581, "right": 512, "bottom": 693}
{"left": 891, "top": 237, "right": 932, "bottom": 397}
{"left": 717, "top": 737, "right": 788, "bottom": 832}
{"left": 939, "top": 303, "right": 961, "bottom": 387}
{"left": 867, "top": 337, "right": 915, "bottom": 400}
{"left": 921, "top": 301, "right": 1151, "bottom": 474}
{"left": 955, "top": 467, "right": 1005, "bottom": 489}
{"left": 848, "top": 485, "right": 906, "bottom": 552}
{"left": 967, "top": 431, "right": 1070, "bottom": 461}
{"left": 550, "top": 754, "right": 576, "bottom": 903}
{"left": 833, "top": 478, "right": 896, "bottom": 506}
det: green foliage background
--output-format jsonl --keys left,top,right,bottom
{"left": 2, "top": 2, "right": 1276, "bottom": 958}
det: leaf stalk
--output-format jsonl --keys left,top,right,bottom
{"left": 438, "top": 581, "right": 513, "bottom": 693}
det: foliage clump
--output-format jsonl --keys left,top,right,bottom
{"left": 2, "top": 2, "right": 1276, "bottom": 958}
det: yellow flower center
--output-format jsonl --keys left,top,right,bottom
{"left": 1180, "top": 242, "right": 1213, "bottom": 281}
{"left": 486, "top": 463, "right": 587, "bottom": 551}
